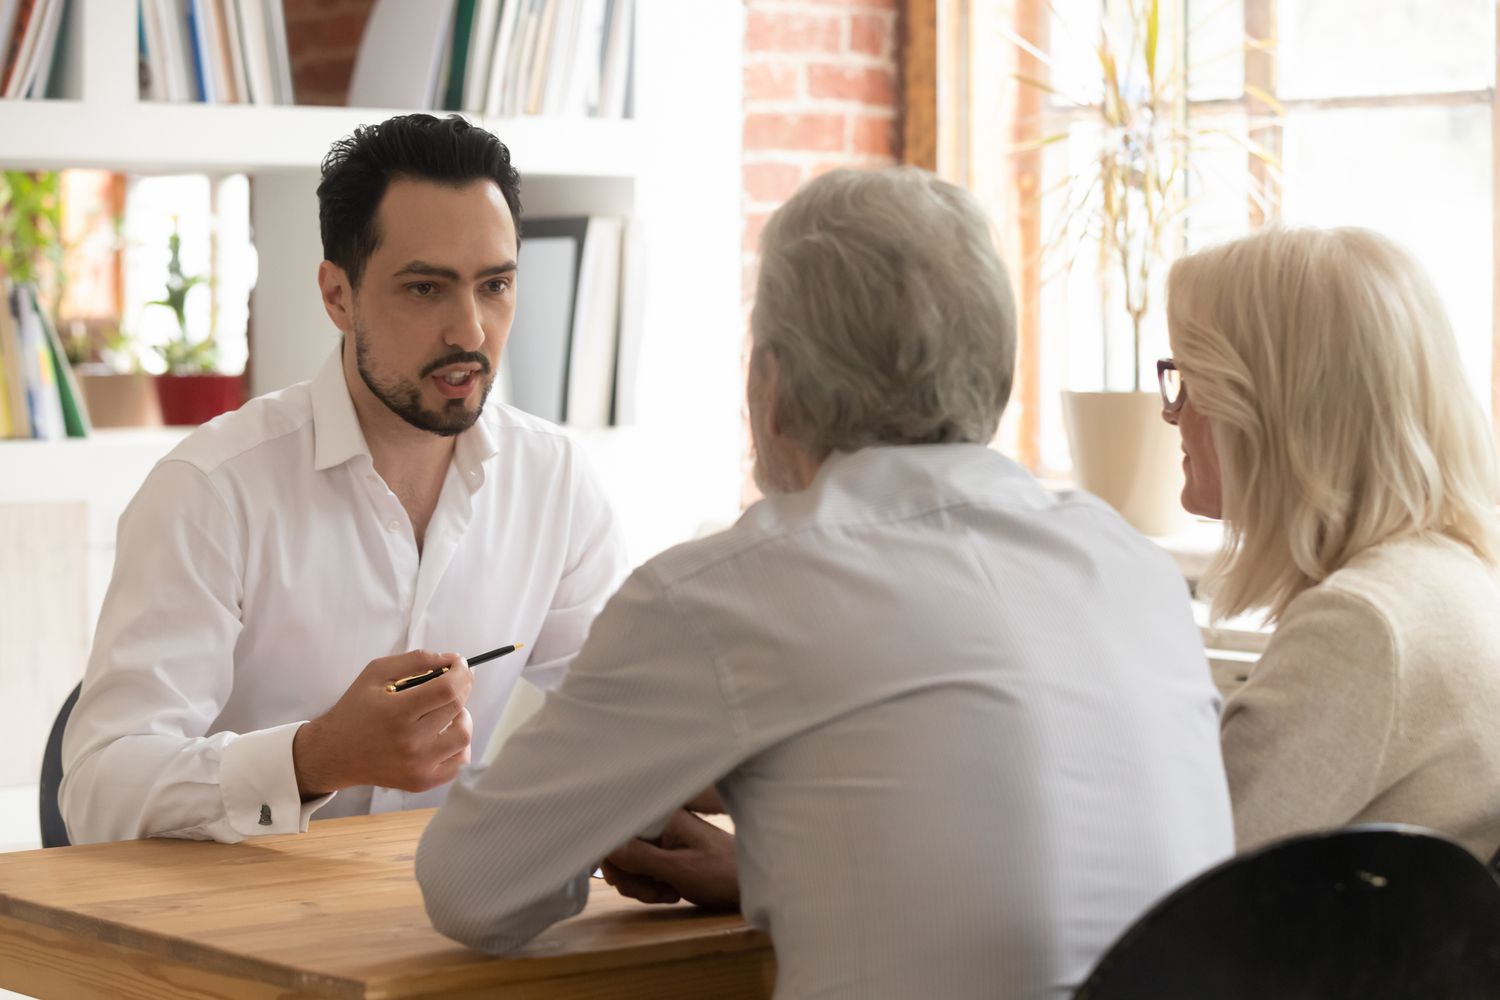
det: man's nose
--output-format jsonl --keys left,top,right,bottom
{"left": 446, "top": 294, "right": 486, "bottom": 350}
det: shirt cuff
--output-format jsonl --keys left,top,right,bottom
{"left": 219, "top": 721, "right": 335, "bottom": 838}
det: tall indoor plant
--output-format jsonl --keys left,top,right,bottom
{"left": 1015, "top": 0, "right": 1278, "bottom": 534}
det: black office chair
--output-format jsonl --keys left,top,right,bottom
{"left": 38, "top": 682, "right": 81, "bottom": 848}
{"left": 1075, "top": 825, "right": 1500, "bottom": 1000}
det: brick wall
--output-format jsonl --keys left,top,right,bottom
{"left": 282, "top": 0, "right": 375, "bottom": 107}
{"left": 741, "top": 0, "right": 902, "bottom": 301}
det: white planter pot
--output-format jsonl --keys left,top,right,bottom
{"left": 77, "top": 371, "right": 163, "bottom": 429}
{"left": 1062, "top": 389, "right": 1193, "bottom": 537}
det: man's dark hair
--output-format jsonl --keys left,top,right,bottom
{"left": 317, "top": 113, "right": 523, "bottom": 290}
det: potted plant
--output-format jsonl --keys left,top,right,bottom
{"left": 68, "top": 322, "right": 163, "bottom": 428}
{"left": 1014, "top": 0, "right": 1278, "bottom": 535}
{"left": 149, "top": 223, "right": 242, "bottom": 425}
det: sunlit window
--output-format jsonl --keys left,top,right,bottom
{"left": 121, "top": 175, "right": 255, "bottom": 375}
{"left": 958, "top": 0, "right": 1495, "bottom": 474}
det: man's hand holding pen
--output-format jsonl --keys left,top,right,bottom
{"left": 292, "top": 650, "right": 475, "bottom": 798}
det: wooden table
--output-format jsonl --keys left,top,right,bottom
{"left": 0, "top": 809, "right": 774, "bottom": 999}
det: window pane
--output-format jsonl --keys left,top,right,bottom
{"left": 123, "top": 175, "right": 254, "bottom": 376}
{"left": 1183, "top": 112, "right": 1255, "bottom": 249}
{"left": 1279, "top": 0, "right": 1494, "bottom": 98}
{"left": 1185, "top": 0, "right": 1244, "bottom": 101}
{"left": 1045, "top": 2, "right": 1104, "bottom": 107}
{"left": 1281, "top": 104, "right": 1492, "bottom": 413}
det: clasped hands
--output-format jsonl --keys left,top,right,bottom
{"left": 599, "top": 786, "right": 741, "bottom": 911}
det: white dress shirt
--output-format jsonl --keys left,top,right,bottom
{"left": 61, "top": 349, "right": 628, "bottom": 845}
{"left": 416, "top": 444, "right": 1235, "bottom": 999}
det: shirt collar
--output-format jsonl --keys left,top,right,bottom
{"left": 310, "top": 346, "right": 502, "bottom": 481}
{"left": 311, "top": 348, "right": 372, "bottom": 472}
{"left": 453, "top": 397, "right": 500, "bottom": 487}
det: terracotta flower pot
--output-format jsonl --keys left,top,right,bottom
{"left": 77, "top": 370, "right": 163, "bottom": 428}
{"left": 1062, "top": 389, "right": 1193, "bottom": 537}
{"left": 154, "top": 373, "right": 244, "bottom": 426}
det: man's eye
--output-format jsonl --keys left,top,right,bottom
{"left": 486, "top": 278, "right": 512, "bottom": 294}
{"left": 409, "top": 282, "right": 437, "bottom": 296}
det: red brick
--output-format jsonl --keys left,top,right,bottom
{"left": 806, "top": 64, "right": 896, "bottom": 105}
{"left": 809, "top": 160, "right": 857, "bottom": 179}
{"left": 326, "top": 12, "right": 369, "bottom": 49}
{"left": 744, "top": 211, "right": 774, "bottom": 253}
{"left": 743, "top": 162, "right": 804, "bottom": 203}
{"left": 850, "top": 115, "right": 897, "bottom": 157}
{"left": 744, "top": 62, "right": 800, "bottom": 103}
{"left": 745, "top": 9, "right": 842, "bottom": 54}
{"left": 849, "top": 13, "right": 892, "bottom": 56}
{"left": 744, "top": 113, "right": 846, "bottom": 152}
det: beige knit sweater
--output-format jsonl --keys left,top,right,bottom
{"left": 1222, "top": 532, "right": 1500, "bottom": 859}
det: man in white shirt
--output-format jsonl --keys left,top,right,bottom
{"left": 415, "top": 167, "right": 1234, "bottom": 998}
{"left": 61, "top": 114, "right": 628, "bottom": 845}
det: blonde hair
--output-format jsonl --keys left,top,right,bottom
{"left": 751, "top": 167, "right": 1016, "bottom": 457}
{"left": 1167, "top": 226, "right": 1500, "bottom": 622}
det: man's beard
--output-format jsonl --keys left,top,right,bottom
{"left": 353, "top": 317, "right": 493, "bottom": 437}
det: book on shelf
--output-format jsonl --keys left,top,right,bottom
{"left": 0, "top": 280, "right": 90, "bottom": 440}
{"left": 36, "top": 293, "right": 90, "bottom": 437}
{"left": 347, "top": 0, "right": 456, "bottom": 111}
{"left": 349, "top": 0, "right": 633, "bottom": 118}
{"left": 440, "top": 0, "right": 476, "bottom": 111}
{"left": 1, "top": 0, "right": 68, "bottom": 100}
{"left": 3, "top": 282, "right": 86, "bottom": 440}
{"left": 502, "top": 215, "right": 633, "bottom": 429}
{"left": 0, "top": 282, "right": 25, "bottom": 437}
{"left": 136, "top": 0, "right": 293, "bottom": 104}
{"left": 462, "top": 0, "right": 501, "bottom": 114}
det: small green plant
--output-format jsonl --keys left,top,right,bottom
{"left": 149, "top": 222, "right": 218, "bottom": 374}
{"left": 0, "top": 170, "right": 65, "bottom": 307}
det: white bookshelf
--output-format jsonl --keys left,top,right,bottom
{"left": 0, "top": 1, "right": 746, "bottom": 719}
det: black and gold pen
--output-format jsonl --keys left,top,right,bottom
{"left": 384, "top": 643, "right": 524, "bottom": 693}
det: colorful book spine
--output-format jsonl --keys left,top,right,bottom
{"left": 34, "top": 289, "right": 89, "bottom": 437}
{"left": 10, "top": 283, "right": 65, "bottom": 439}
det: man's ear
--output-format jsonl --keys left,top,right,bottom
{"left": 752, "top": 344, "right": 785, "bottom": 439}
{"left": 317, "top": 260, "right": 355, "bottom": 334}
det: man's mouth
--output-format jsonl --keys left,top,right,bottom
{"left": 430, "top": 365, "right": 484, "bottom": 398}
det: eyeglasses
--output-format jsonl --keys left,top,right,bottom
{"left": 1157, "top": 358, "right": 1186, "bottom": 413}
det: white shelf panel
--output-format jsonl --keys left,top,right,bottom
{"left": 0, "top": 99, "right": 641, "bottom": 176}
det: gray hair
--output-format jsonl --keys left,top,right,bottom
{"left": 750, "top": 167, "right": 1017, "bottom": 458}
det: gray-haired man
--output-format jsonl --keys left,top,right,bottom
{"left": 416, "top": 167, "right": 1233, "bottom": 999}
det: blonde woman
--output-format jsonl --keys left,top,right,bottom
{"left": 1161, "top": 226, "right": 1500, "bottom": 859}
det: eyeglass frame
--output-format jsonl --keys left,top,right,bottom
{"left": 1157, "top": 358, "right": 1186, "bottom": 414}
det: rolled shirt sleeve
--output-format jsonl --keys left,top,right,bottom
{"left": 416, "top": 566, "right": 744, "bottom": 952}
{"left": 60, "top": 460, "right": 333, "bottom": 844}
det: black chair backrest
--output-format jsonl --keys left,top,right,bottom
{"left": 1076, "top": 825, "right": 1500, "bottom": 1000}
{"left": 39, "top": 682, "right": 81, "bottom": 848}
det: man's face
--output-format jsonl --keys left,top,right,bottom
{"left": 346, "top": 178, "right": 518, "bottom": 436}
